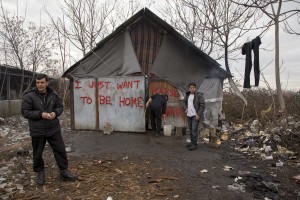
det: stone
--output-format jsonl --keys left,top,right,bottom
{"left": 103, "top": 123, "right": 113, "bottom": 135}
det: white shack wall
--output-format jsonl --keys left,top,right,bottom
{"left": 73, "top": 76, "right": 145, "bottom": 132}
{"left": 73, "top": 78, "right": 97, "bottom": 129}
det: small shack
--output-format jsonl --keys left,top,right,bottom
{"left": 62, "top": 8, "right": 231, "bottom": 132}
{"left": 0, "top": 65, "right": 35, "bottom": 117}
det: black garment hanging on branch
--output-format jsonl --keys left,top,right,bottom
{"left": 242, "top": 36, "right": 262, "bottom": 88}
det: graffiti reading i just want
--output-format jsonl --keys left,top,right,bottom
{"left": 75, "top": 80, "right": 144, "bottom": 108}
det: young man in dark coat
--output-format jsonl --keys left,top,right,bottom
{"left": 183, "top": 83, "right": 205, "bottom": 150}
{"left": 21, "top": 74, "right": 77, "bottom": 186}
{"left": 146, "top": 94, "right": 168, "bottom": 136}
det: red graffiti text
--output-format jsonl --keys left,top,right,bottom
{"left": 117, "top": 80, "right": 141, "bottom": 90}
{"left": 88, "top": 81, "right": 111, "bottom": 89}
{"left": 165, "top": 106, "right": 184, "bottom": 117}
{"left": 150, "top": 88, "right": 179, "bottom": 98}
{"left": 80, "top": 96, "right": 93, "bottom": 105}
{"left": 119, "top": 96, "right": 143, "bottom": 108}
{"left": 99, "top": 95, "right": 112, "bottom": 105}
{"left": 75, "top": 81, "right": 82, "bottom": 89}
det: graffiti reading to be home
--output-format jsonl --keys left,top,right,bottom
{"left": 75, "top": 79, "right": 143, "bottom": 108}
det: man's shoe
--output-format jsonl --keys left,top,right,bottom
{"left": 60, "top": 169, "right": 78, "bottom": 181}
{"left": 186, "top": 143, "right": 192, "bottom": 148}
{"left": 37, "top": 170, "right": 45, "bottom": 186}
{"left": 188, "top": 144, "right": 197, "bottom": 151}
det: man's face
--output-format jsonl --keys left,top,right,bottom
{"left": 36, "top": 78, "right": 48, "bottom": 93}
{"left": 189, "top": 85, "right": 196, "bottom": 94}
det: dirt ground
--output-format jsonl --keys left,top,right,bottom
{"left": 1, "top": 111, "right": 300, "bottom": 200}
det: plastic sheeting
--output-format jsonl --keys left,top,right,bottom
{"left": 199, "top": 78, "right": 224, "bottom": 127}
{"left": 151, "top": 34, "right": 229, "bottom": 92}
{"left": 64, "top": 31, "right": 141, "bottom": 79}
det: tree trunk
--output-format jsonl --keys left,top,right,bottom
{"left": 274, "top": 18, "right": 286, "bottom": 112}
{"left": 224, "top": 41, "right": 231, "bottom": 74}
{"left": 17, "top": 57, "right": 26, "bottom": 99}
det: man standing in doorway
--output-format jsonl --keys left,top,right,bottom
{"left": 183, "top": 83, "right": 205, "bottom": 150}
{"left": 146, "top": 94, "right": 168, "bottom": 136}
{"left": 21, "top": 74, "right": 77, "bottom": 186}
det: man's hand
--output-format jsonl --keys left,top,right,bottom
{"left": 145, "top": 98, "right": 152, "bottom": 108}
{"left": 49, "top": 112, "right": 56, "bottom": 120}
{"left": 42, "top": 112, "right": 50, "bottom": 119}
{"left": 163, "top": 114, "right": 167, "bottom": 124}
{"left": 42, "top": 112, "right": 56, "bottom": 120}
{"left": 195, "top": 114, "right": 200, "bottom": 120}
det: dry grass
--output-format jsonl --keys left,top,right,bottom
{"left": 222, "top": 89, "right": 300, "bottom": 124}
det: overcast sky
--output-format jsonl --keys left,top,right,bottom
{"left": 2, "top": 0, "right": 300, "bottom": 91}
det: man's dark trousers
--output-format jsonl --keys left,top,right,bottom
{"left": 149, "top": 107, "right": 162, "bottom": 134}
{"left": 32, "top": 131, "right": 68, "bottom": 172}
{"left": 187, "top": 116, "right": 200, "bottom": 145}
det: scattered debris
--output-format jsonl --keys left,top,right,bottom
{"left": 212, "top": 185, "right": 220, "bottom": 189}
{"left": 220, "top": 131, "right": 229, "bottom": 141}
{"left": 292, "top": 174, "right": 300, "bottom": 183}
{"left": 227, "top": 183, "right": 246, "bottom": 193}
{"left": 0, "top": 117, "right": 4, "bottom": 124}
{"left": 223, "top": 166, "right": 233, "bottom": 171}
{"left": 230, "top": 171, "right": 281, "bottom": 199}
{"left": 1, "top": 112, "right": 300, "bottom": 199}
{"left": 103, "top": 123, "right": 113, "bottom": 135}
{"left": 222, "top": 117, "right": 300, "bottom": 167}
{"left": 65, "top": 146, "right": 73, "bottom": 153}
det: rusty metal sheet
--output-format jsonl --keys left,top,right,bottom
{"left": 98, "top": 76, "right": 145, "bottom": 132}
{"left": 73, "top": 78, "right": 97, "bottom": 129}
{"left": 149, "top": 81, "right": 186, "bottom": 128}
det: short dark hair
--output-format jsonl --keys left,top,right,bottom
{"left": 36, "top": 74, "right": 49, "bottom": 81}
{"left": 188, "top": 82, "right": 196, "bottom": 88}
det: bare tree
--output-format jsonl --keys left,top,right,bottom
{"left": 0, "top": 1, "right": 57, "bottom": 97}
{"left": 27, "top": 22, "right": 57, "bottom": 73}
{"left": 160, "top": 0, "right": 261, "bottom": 75}
{"left": 45, "top": 0, "right": 156, "bottom": 58}
{"left": 160, "top": 0, "right": 219, "bottom": 56}
{"left": 109, "top": 0, "right": 155, "bottom": 30}
{"left": 46, "top": 27, "right": 70, "bottom": 105}
{"left": 194, "top": 0, "right": 260, "bottom": 74}
{"left": 0, "top": 2, "right": 27, "bottom": 97}
{"left": 284, "top": 10, "right": 300, "bottom": 35}
{"left": 235, "top": 0, "right": 300, "bottom": 113}
{"left": 45, "top": 0, "right": 118, "bottom": 57}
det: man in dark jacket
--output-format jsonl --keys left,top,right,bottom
{"left": 183, "top": 83, "right": 205, "bottom": 150}
{"left": 146, "top": 94, "right": 168, "bottom": 136}
{"left": 21, "top": 74, "right": 77, "bottom": 186}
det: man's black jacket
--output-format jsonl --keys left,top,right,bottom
{"left": 21, "top": 87, "right": 63, "bottom": 137}
{"left": 149, "top": 94, "right": 167, "bottom": 114}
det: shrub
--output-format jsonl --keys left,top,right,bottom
{"left": 222, "top": 89, "right": 300, "bottom": 124}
